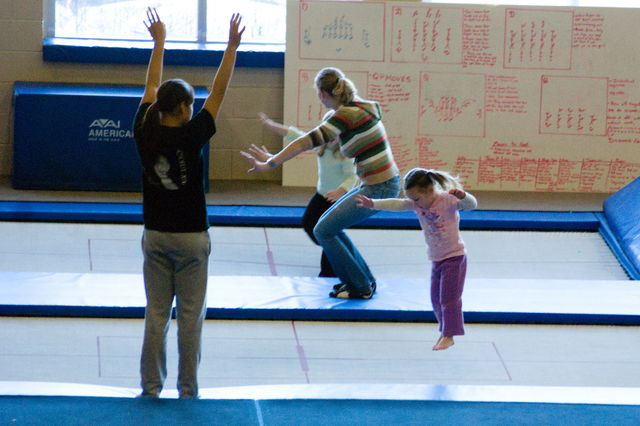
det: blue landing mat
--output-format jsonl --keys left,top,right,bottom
{"left": 2, "top": 382, "right": 640, "bottom": 426}
{"left": 0, "top": 273, "right": 638, "bottom": 325}
{"left": 2, "top": 395, "right": 639, "bottom": 426}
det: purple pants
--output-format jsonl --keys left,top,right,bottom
{"left": 430, "top": 254, "right": 467, "bottom": 337}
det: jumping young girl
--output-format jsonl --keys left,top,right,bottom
{"left": 357, "top": 168, "right": 477, "bottom": 350}
{"left": 241, "top": 67, "right": 400, "bottom": 299}
{"left": 133, "top": 8, "right": 244, "bottom": 398}
{"left": 251, "top": 112, "right": 358, "bottom": 277}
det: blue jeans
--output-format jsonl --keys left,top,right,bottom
{"left": 313, "top": 176, "right": 400, "bottom": 294}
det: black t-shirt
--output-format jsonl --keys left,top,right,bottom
{"left": 133, "top": 103, "right": 216, "bottom": 232}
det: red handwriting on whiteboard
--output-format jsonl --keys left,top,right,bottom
{"left": 391, "top": 6, "right": 461, "bottom": 64}
{"left": 462, "top": 9, "right": 496, "bottom": 67}
{"left": 427, "top": 96, "right": 476, "bottom": 122}
{"left": 539, "top": 75, "right": 607, "bottom": 136}
{"left": 573, "top": 13, "right": 605, "bottom": 49}
{"left": 416, "top": 137, "right": 449, "bottom": 170}
{"left": 486, "top": 75, "right": 527, "bottom": 114}
{"left": 504, "top": 9, "right": 572, "bottom": 70}
{"left": 607, "top": 79, "right": 640, "bottom": 144}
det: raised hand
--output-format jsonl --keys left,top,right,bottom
{"left": 356, "top": 194, "right": 374, "bottom": 209}
{"left": 228, "top": 13, "right": 245, "bottom": 50}
{"left": 449, "top": 188, "right": 466, "bottom": 199}
{"left": 258, "top": 112, "right": 271, "bottom": 125}
{"left": 258, "top": 112, "right": 277, "bottom": 132}
{"left": 144, "top": 7, "right": 165, "bottom": 43}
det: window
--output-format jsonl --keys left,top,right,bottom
{"left": 46, "top": 0, "right": 286, "bottom": 45}
{"left": 43, "top": 0, "right": 637, "bottom": 66}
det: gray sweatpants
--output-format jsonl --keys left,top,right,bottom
{"left": 139, "top": 229, "right": 210, "bottom": 398}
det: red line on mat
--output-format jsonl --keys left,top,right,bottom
{"left": 87, "top": 239, "right": 94, "bottom": 272}
{"left": 263, "top": 228, "right": 278, "bottom": 276}
{"left": 492, "top": 341, "right": 512, "bottom": 381}
{"left": 96, "top": 336, "right": 102, "bottom": 377}
{"left": 291, "top": 321, "right": 310, "bottom": 383}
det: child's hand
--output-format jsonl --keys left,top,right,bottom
{"left": 228, "top": 13, "right": 245, "bottom": 50}
{"left": 144, "top": 7, "right": 166, "bottom": 43}
{"left": 325, "top": 188, "right": 346, "bottom": 203}
{"left": 356, "top": 194, "right": 374, "bottom": 209}
{"left": 248, "top": 144, "right": 272, "bottom": 162}
{"left": 449, "top": 188, "right": 466, "bottom": 200}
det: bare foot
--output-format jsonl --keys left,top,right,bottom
{"left": 433, "top": 336, "right": 454, "bottom": 351}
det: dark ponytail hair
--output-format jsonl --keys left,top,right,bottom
{"left": 140, "top": 79, "right": 194, "bottom": 173}
{"left": 404, "top": 168, "right": 462, "bottom": 192}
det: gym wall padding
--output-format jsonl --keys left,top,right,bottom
{"left": 12, "top": 82, "right": 209, "bottom": 192}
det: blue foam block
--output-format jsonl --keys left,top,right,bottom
{"left": 12, "top": 82, "right": 209, "bottom": 192}
{"left": 603, "top": 177, "right": 640, "bottom": 279}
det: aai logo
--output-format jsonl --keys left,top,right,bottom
{"left": 90, "top": 119, "right": 121, "bottom": 129}
{"left": 88, "top": 118, "right": 133, "bottom": 141}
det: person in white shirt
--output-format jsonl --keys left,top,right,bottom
{"left": 252, "top": 112, "right": 357, "bottom": 277}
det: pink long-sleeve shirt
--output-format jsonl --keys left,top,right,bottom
{"left": 372, "top": 192, "right": 477, "bottom": 261}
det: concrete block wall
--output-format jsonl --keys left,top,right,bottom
{"left": 0, "top": 0, "right": 284, "bottom": 182}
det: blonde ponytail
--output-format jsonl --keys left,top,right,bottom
{"left": 315, "top": 67, "right": 357, "bottom": 105}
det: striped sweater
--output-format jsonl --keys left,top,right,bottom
{"left": 307, "top": 100, "right": 399, "bottom": 185}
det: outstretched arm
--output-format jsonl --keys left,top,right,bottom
{"left": 357, "top": 195, "right": 413, "bottom": 211}
{"left": 203, "top": 13, "right": 245, "bottom": 119}
{"left": 259, "top": 112, "right": 290, "bottom": 137}
{"left": 140, "top": 7, "right": 165, "bottom": 105}
{"left": 241, "top": 135, "right": 313, "bottom": 173}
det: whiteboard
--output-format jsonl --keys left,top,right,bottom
{"left": 283, "top": 0, "right": 640, "bottom": 193}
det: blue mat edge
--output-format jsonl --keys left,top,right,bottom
{"left": 596, "top": 213, "right": 639, "bottom": 280}
{"left": 1, "top": 305, "right": 638, "bottom": 325}
{"left": 0, "top": 201, "right": 601, "bottom": 230}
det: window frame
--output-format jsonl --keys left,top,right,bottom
{"left": 42, "top": 0, "right": 285, "bottom": 68}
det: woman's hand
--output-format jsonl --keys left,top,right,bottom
{"left": 144, "top": 7, "right": 165, "bottom": 43}
{"left": 258, "top": 112, "right": 272, "bottom": 126}
{"left": 241, "top": 151, "right": 272, "bottom": 173}
{"left": 356, "top": 194, "right": 374, "bottom": 209}
{"left": 248, "top": 144, "right": 273, "bottom": 163}
{"left": 449, "top": 188, "right": 466, "bottom": 200}
{"left": 324, "top": 188, "right": 346, "bottom": 203}
{"left": 258, "top": 112, "right": 277, "bottom": 134}
{"left": 228, "top": 13, "right": 245, "bottom": 50}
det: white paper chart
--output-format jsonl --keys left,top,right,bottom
{"left": 283, "top": 0, "right": 640, "bottom": 193}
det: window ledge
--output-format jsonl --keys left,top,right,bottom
{"left": 43, "top": 38, "right": 284, "bottom": 68}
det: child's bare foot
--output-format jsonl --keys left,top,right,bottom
{"left": 433, "top": 335, "right": 454, "bottom": 351}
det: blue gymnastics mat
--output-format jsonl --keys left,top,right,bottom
{"left": 0, "top": 186, "right": 637, "bottom": 324}
{"left": 2, "top": 382, "right": 639, "bottom": 426}
{"left": 0, "top": 200, "right": 601, "bottom": 230}
{"left": 0, "top": 272, "right": 638, "bottom": 325}
{"left": 602, "top": 176, "right": 640, "bottom": 280}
